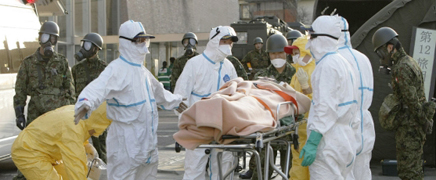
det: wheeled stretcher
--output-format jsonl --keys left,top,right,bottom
{"left": 176, "top": 101, "right": 305, "bottom": 180}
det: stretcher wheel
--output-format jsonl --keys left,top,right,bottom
{"left": 175, "top": 142, "right": 181, "bottom": 153}
{"left": 205, "top": 149, "right": 211, "bottom": 154}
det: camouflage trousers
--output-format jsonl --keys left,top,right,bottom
{"left": 396, "top": 125, "right": 426, "bottom": 180}
{"left": 92, "top": 130, "right": 108, "bottom": 163}
{"left": 249, "top": 135, "right": 293, "bottom": 180}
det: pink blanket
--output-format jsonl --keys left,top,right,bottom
{"left": 173, "top": 78, "right": 311, "bottom": 150}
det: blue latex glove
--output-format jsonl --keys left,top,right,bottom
{"left": 299, "top": 130, "right": 323, "bottom": 166}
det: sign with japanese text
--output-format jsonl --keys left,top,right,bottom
{"left": 411, "top": 27, "right": 436, "bottom": 100}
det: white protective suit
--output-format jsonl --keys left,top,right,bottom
{"left": 336, "top": 15, "right": 375, "bottom": 180}
{"left": 305, "top": 16, "right": 359, "bottom": 180}
{"left": 75, "top": 20, "right": 183, "bottom": 180}
{"left": 174, "top": 26, "right": 238, "bottom": 180}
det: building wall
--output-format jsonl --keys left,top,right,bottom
{"left": 45, "top": 0, "right": 239, "bottom": 74}
{"left": 239, "top": 0, "right": 298, "bottom": 22}
{"left": 126, "top": 0, "right": 239, "bottom": 34}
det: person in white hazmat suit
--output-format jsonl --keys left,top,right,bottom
{"left": 298, "top": 15, "right": 359, "bottom": 179}
{"left": 335, "top": 15, "right": 375, "bottom": 180}
{"left": 73, "top": 20, "right": 184, "bottom": 180}
{"left": 174, "top": 26, "right": 238, "bottom": 180}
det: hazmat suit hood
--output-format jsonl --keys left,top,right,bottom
{"left": 335, "top": 15, "right": 352, "bottom": 48}
{"left": 84, "top": 102, "right": 112, "bottom": 137}
{"left": 285, "top": 35, "right": 314, "bottom": 66}
{"left": 118, "top": 20, "right": 153, "bottom": 65}
{"left": 305, "top": 15, "right": 341, "bottom": 62}
{"left": 292, "top": 36, "right": 311, "bottom": 58}
{"left": 203, "top": 26, "right": 238, "bottom": 63}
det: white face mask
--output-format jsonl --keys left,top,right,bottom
{"left": 271, "top": 58, "right": 286, "bottom": 68}
{"left": 218, "top": 44, "right": 232, "bottom": 56}
{"left": 136, "top": 42, "right": 149, "bottom": 55}
{"left": 292, "top": 54, "right": 300, "bottom": 63}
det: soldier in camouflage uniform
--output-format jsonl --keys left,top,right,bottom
{"left": 13, "top": 21, "right": 75, "bottom": 180}
{"left": 227, "top": 55, "right": 248, "bottom": 80}
{"left": 241, "top": 37, "right": 270, "bottom": 80}
{"left": 72, "top": 33, "right": 108, "bottom": 163}
{"left": 373, "top": 27, "right": 429, "bottom": 180}
{"left": 253, "top": 63, "right": 295, "bottom": 83}
{"left": 240, "top": 34, "right": 296, "bottom": 180}
{"left": 170, "top": 32, "right": 200, "bottom": 91}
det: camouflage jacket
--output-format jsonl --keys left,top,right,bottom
{"left": 72, "top": 56, "right": 107, "bottom": 98}
{"left": 241, "top": 49, "right": 270, "bottom": 72}
{"left": 226, "top": 55, "right": 248, "bottom": 80}
{"left": 391, "top": 48, "right": 426, "bottom": 126}
{"left": 253, "top": 63, "right": 296, "bottom": 84}
{"left": 170, "top": 52, "right": 199, "bottom": 90}
{"left": 13, "top": 48, "right": 76, "bottom": 108}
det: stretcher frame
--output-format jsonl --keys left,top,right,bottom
{"left": 194, "top": 101, "right": 305, "bottom": 180}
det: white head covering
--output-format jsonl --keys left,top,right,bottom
{"left": 305, "top": 15, "right": 341, "bottom": 61}
{"left": 118, "top": 20, "right": 154, "bottom": 64}
{"left": 203, "top": 26, "right": 238, "bottom": 63}
{"left": 334, "top": 15, "right": 352, "bottom": 48}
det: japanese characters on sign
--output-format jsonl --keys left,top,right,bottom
{"left": 412, "top": 27, "right": 436, "bottom": 100}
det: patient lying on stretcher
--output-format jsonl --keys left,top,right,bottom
{"left": 173, "top": 77, "right": 311, "bottom": 150}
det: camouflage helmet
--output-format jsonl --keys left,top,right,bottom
{"left": 253, "top": 37, "right": 263, "bottom": 45}
{"left": 286, "top": 30, "right": 303, "bottom": 40}
{"left": 379, "top": 94, "right": 401, "bottom": 131}
{"left": 372, "top": 27, "right": 398, "bottom": 52}
{"left": 181, "top": 32, "right": 198, "bottom": 45}
{"left": 266, "top": 34, "right": 287, "bottom": 53}
{"left": 39, "top": 21, "right": 59, "bottom": 36}
{"left": 82, "top": 33, "right": 103, "bottom": 50}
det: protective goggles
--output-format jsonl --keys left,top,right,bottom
{"left": 183, "top": 38, "right": 197, "bottom": 46}
{"left": 309, "top": 33, "right": 338, "bottom": 40}
{"left": 40, "top": 33, "right": 58, "bottom": 44}
{"left": 221, "top": 35, "right": 239, "bottom": 42}
{"left": 81, "top": 41, "right": 93, "bottom": 51}
{"left": 120, "top": 36, "right": 151, "bottom": 47}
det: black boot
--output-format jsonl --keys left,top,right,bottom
{"left": 239, "top": 169, "right": 253, "bottom": 179}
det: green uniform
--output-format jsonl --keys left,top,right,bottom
{"left": 72, "top": 56, "right": 107, "bottom": 98}
{"left": 241, "top": 49, "right": 270, "bottom": 80}
{"left": 170, "top": 52, "right": 199, "bottom": 91}
{"left": 250, "top": 63, "right": 296, "bottom": 180}
{"left": 167, "top": 63, "right": 174, "bottom": 92}
{"left": 71, "top": 56, "right": 107, "bottom": 163}
{"left": 13, "top": 48, "right": 75, "bottom": 125}
{"left": 158, "top": 67, "right": 171, "bottom": 90}
{"left": 226, "top": 55, "right": 248, "bottom": 80}
{"left": 390, "top": 48, "right": 427, "bottom": 180}
{"left": 254, "top": 63, "right": 296, "bottom": 83}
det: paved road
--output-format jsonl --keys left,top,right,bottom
{"left": 2, "top": 109, "right": 436, "bottom": 179}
